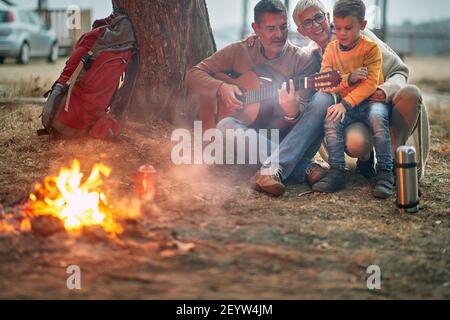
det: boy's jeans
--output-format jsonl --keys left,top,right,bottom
{"left": 324, "top": 99, "right": 393, "bottom": 172}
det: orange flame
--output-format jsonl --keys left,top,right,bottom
{"left": 0, "top": 220, "right": 17, "bottom": 233}
{"left": 20, "top": 218, "right": 31, "bottom": 232}
{"left": 27, "top": 159, "right": 123, "bottom": 235}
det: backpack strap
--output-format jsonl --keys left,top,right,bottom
{"left": 64, "top": 50, "right": 94, "bottom": 112}
{"left": 110, "top": 49, "right": 140, "bottom": 118}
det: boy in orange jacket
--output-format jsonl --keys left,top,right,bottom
{"left": 313, "top": 0, "right": 394, "bottom": 198}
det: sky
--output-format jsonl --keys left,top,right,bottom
{"left": 8, "top": 0, "right": 450, "bottom": 27}
{"left": 206, "top": 0, "right": 450, "bottom": 29}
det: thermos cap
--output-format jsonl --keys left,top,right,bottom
{"left": 396, "top": 146, "right": 417, "bottom": 164}
{"left": 138, "top": 165, "right": 156, "bottom": 173}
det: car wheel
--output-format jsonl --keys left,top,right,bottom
{"left": 48, "top": 42, "right": 59, "bottom": 63}
{"left": 0, "top": 57, "right": 5, "bottom": 64}
{"left": 17, "top": 43, "right": 30, "bottom": 65}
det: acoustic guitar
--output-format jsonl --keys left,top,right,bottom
{"left": 198, "top": 69, "right": 341, "bottom": 131}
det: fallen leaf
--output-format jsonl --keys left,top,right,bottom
{"left": 194, "top": 194, "right": 205, "bottom": 202}
{"left": 173, "top": 240, "right": 196, "bottom": 252}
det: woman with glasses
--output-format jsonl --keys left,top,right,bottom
{"left": 292, "top": 0, "right": 429, "bottom": 180}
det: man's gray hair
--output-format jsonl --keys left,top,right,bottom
{"left": 292, "top": 0, "right": 327, "bottom": 26}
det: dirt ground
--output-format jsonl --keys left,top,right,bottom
{"left": 0, "top": 57, "right": 449, "bottom": 299}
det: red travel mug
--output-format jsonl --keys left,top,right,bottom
{"left": 134, "top": 165, "right": 157, "bottom": 200}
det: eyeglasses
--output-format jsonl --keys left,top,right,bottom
{"left": 301, "top": 13, "right": 326, "bottom": 29}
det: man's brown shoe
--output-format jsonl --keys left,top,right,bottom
{"left": 305, "top": 163, "right": 328, "bottom": 186}
{"left": 253, "top": 168, "right": 285, "bottom": 196}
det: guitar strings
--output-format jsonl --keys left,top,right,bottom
{"left": 242, "top": 71, "right": 339, "bottom": 105}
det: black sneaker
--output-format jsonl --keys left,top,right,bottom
{"left": 373, "top": 169, "right": 394, "bottom": 199}
{"left": 356, "top": 150, "right": 376, "bottom": 179}
{"left": 312, "top": 167, "right": 346, "bottom": 193}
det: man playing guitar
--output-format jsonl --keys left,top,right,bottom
{"left": 186, "top": 0, "right": 337, "bottom": 196}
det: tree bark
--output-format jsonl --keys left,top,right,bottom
{"left": 112, "top": 0, "right": 216, "bottom": 124}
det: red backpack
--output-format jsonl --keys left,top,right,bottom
{"left": 39, "top": 13, "right": 139, "bottom": 140}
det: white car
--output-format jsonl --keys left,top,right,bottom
{"left": 0, "top": 4, "right": 58, "bottom": 64}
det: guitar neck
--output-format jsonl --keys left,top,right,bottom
{"left": 241, "top": 76, "right": 308, "bottom": 106}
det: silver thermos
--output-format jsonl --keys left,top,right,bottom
{"left": 396, "top": 146, "right": 420, "bottom": 213}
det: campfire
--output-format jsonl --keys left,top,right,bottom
{"left": 25, "top": 159, "right": 123, "bottom": 235}
{"left": 1, "top": 159, "right": 144, "bottom": 237}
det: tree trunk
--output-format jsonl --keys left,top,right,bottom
{"left": 112, "top": 0, "right": 216, "bottom": 124}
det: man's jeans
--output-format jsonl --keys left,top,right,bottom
{"left": 324, "top": 99, "right": 393, "bottom": 172}
{"left": 217, "top": 92, "right": 334, "bottom": 183}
